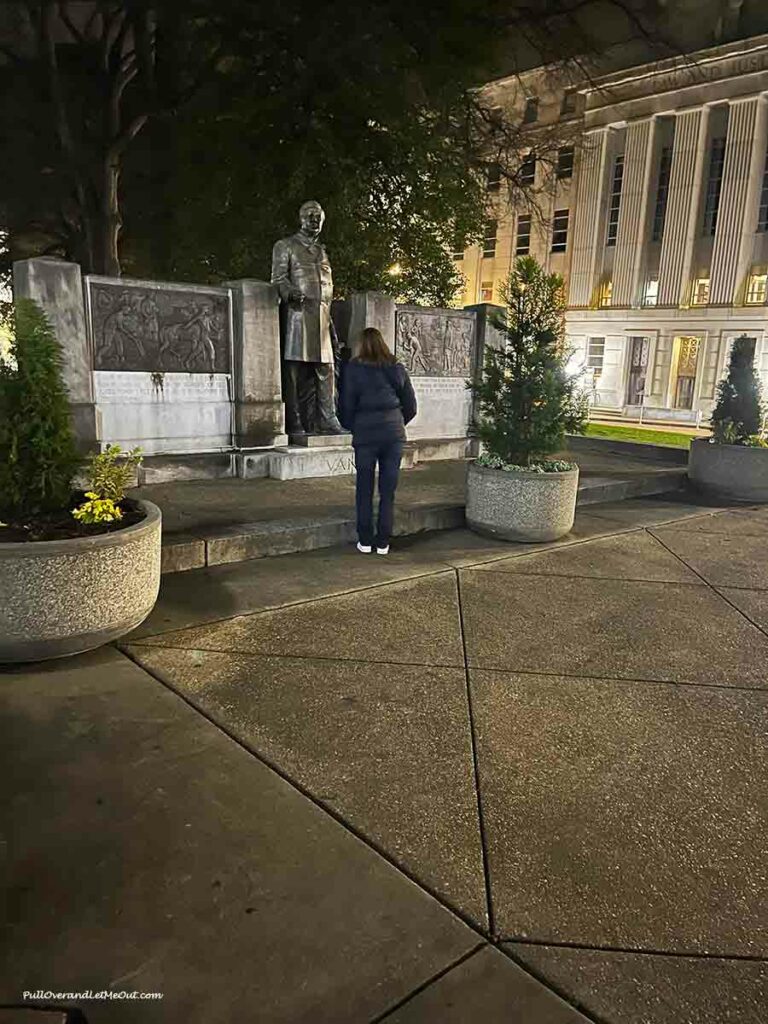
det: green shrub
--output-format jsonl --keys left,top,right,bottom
{"left": 711, "top": 335, "right": 764, "bottom": 444}
{"left": 83, "top": 444, "right": 143, "bottom": 502}
{"left": 468, "top": 256, "right": 587, "bottom": 467}
{"left": 0, "top": 299, "right": 80, "bottom": 521}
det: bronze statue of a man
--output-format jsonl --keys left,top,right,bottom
{"left": 271, "top": 200, "right": 345, "bottom": 436}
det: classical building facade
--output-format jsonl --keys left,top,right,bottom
{"left": 461, "top": 33, "right": 768, "bottom": 424}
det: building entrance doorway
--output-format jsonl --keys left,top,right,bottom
{"left": 671, "top": 336, "right": 701, "bottom": 410}
{"left": 626, "top": 337, "right": 650, "bottom": 405}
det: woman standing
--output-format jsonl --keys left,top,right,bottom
{"left": 339, "top": 327, "right": 418, "bottom": 554}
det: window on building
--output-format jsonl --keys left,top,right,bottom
{"left": 587, "top": 337, "right": 606, "bottom": 377}
{"left": 523, "top": 96, "right": 539, "bottom": 124}
{"left": 556, "top": 147, "right": 575, "bottom": 180}
{"left": 551, "top": 209, "right": 569, "bottom": 252}
{"left": 515, "top": 214, "right": 532, "bottom": 255}
{"left": 598, "top": 281, "right": 613, "bottom": 307}
{"left": 691, "top": 277, "right": 710, "bottom": 305}
{"left": 644, "top": 279, "right": 659, "bottom": 306}
{"left": 452, "top": 247, "right": 465, "bottom": 261}
{"left": 483, "top": 220, "right": 497, "bottom": 258}
{"left": 487, "top": 162, "right": 501, "bottom": 193}
{"left": 703, "top": 137, "right": 726, "bottom": 236}
{"left": 560, "top": 90, "right": 577, "bottom": 116}
{"left": 746, "top": 273, "right": 767, "bottom": 304}
{"left": 652, "top": 146, "right": 673, "bottom": 242}
{"left": 519, "top": 153, "right": 536, "bottom": 186}
{"left": 758, "top": 149, "right": 768, "bottom": 232}
{"left": 480, "top": 281, "right": 494, "bottom": 302}
{"left": 606, "top": 155, "right": 624, "bottom": 246}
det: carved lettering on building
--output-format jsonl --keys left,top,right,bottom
{"left": 88, "top": 279, "right": 231, "bottom": 373}
{"left": 395, "top": 308, "right": 476, "bottom": 377}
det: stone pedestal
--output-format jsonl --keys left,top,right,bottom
{"left": 12, "top": 257, "right": 101, "bottom": 453}
{"left": 227, "top": 279, "right": 285, "bottom": 447}
{"left": 288, "top": 432, "right": 352, "bottom": 447}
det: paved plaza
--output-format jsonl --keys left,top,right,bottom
{"left": 2, "top": 493, "right": 768, "bottom": 1022}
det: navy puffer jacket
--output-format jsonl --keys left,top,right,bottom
{"left": 339, "top": 360, "right": 418, "bottom": 445}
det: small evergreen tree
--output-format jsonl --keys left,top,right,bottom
{"left": 0, "top": 299, "right": 80, "bottom": 521}
{"left": 711, "top": 335, "right": 764, "bottom": 444}
{"left": 469, "top": 256, "right": 587, "bottom": 467}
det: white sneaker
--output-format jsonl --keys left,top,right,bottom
{"left": 376, "top": 545, "right": 390, "bottom": 556}
{"left": 357, "top": 542, "right": 372, "bottom": 553}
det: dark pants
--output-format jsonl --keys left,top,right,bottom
{"left": 354, "top": 441, "right": 403, "bottom": 548}
{"left": 283, "top": 360, "right": 340, "bottom": 435}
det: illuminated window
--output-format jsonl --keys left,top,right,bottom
{"left": 483, "top": 221, "right": 497, "bottom": 258}
{"left": 644, "top": 279, "right": 659, "bottom": 306}
{"left": 519, "top": 153, "right": 536, "bottom": 186}
{"left": 606, "top": 155, "right": 624, "bottom": 246}
{"left": 556, "top": 147, "right": 574, "bottom": 180}
{"left": 587, "top": 337, "right": 605, "bottom": 377}
{"left": 523, "top": 97, "right": 539, "bottom": 124}
{"left": 480, "top": 282, "right": 494, "bottom": 302}
{"left": 515, "top": 214, "right": 531, "bottom": 255}
{"left": 598, "top": 281, "right": 613, "bottom": 308}
{"left": 691, "top": 278, "right": 710, "bottom": 305}
{"left": 551, "top": 209, "right": 569, "bottom": 252}
{"left": 487, "top": 162, "right": 501, "bottom": 193}
{"left": 652, "top": 146, "right": 672, "bottom": 242}
{"left": 746, "top": 273, "right": 767, "bottom": 304}
{"left": 758, "top": 149, "right": 768, "bottom": 232}
{"left": 703, "top": 137, "right": 726, "bottom": 236}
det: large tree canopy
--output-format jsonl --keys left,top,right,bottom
{"left": 0, "top": 0, "right": 699, "bottom": 303}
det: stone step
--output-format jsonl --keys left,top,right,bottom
{"left": 159, "top": 466, "right": 686, "bottom": 574}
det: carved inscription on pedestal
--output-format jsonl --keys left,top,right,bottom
{"left": 395, "top": 308, "right": 476, "bottom": 377}
{"left": 87, "top": 278, "right": 231, "bottom": 373}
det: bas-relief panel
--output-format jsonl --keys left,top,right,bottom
{"left": 87, "top": 278, "right": 231, "bottom": 374}
{"left": 395, "top": 308, "right": 476, "bottom": 377}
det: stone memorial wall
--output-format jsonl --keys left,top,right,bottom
{"left": 394, "top": 306, "right": 478, "bottom": 441}
{"left": 85, "top": 276, "right": 234, "bottom": 454}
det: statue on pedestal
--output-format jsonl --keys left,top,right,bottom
{"left": 271, "top": 201, "right": 345, "bottom": 437}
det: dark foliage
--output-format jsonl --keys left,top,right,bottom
{"left": 711, "top": 334, "right": 764, "bottom": 444}
{"left": 469, "top": 255, "right": 587, "bottom": 466}
{"left": 0, "top": 299, "right": 80, "bottom": 521}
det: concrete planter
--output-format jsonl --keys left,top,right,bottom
{"left": 688, "top": 438, "right": 768, "bottom": 502}
{"left": 0, "top": 501, "right": 161, "bottom": 663}
{"left": 466, "top": 462, "right": 579, "bottom": 542}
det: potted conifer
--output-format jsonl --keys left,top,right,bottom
{"left": 689, "top": 334, "right": 768, "bottom": 502}
{"left": 0, "top": 300, "right": 161, "bottom": 663}
{"left": 466, "top": 256, "right": 587, "bottom": 542}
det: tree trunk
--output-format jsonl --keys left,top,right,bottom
{"left": 99, "top": 156, "right": 123, "bottom": 277}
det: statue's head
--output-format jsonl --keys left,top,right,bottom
{"left": 299, "top": 200, "right": 325, "bottom": 236}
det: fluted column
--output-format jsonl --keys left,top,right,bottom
{"left": 710, "top": 99, "right": 761, "bottom": 304}
{"left": 568, "top": 128, "right": 609, "bottom": 307}
{"left": 612, "top": 118, "right": 655, "bottom": 306}
{"left": 658, "top": 108, "right": 710, "bottom": 306}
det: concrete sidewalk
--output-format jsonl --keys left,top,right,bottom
{"left": 131, "top": 445, "right": 688, "bottom": 573}
{"left": 3, "top": 494, "right": 767, "bottom": 1022}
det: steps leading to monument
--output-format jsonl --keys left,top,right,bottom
{"left": 159, "top": 465, "right": 687, "bottom": 574}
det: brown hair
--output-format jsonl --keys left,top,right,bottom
{"left": 355, "top": 327, "right": 396, "bottom": 366}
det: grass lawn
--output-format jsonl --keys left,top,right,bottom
{"left": 583, "top": 422, "right": 695, "bottom": 449}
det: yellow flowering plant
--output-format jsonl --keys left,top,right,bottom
{"left": 72, "top": 493, "right": 124, "bottom": 525}
{"left": 71, "top": 444, "right": 143, "bottom": 526}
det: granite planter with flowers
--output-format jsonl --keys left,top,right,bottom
{"left": 466, "top": 459, "right": 579, "bottom": 541}
{"left": 0, "top": 300, "right": 161, "bottom": 663}
{"left": 465, "top": 256, "right": 587, "bottom": 543}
